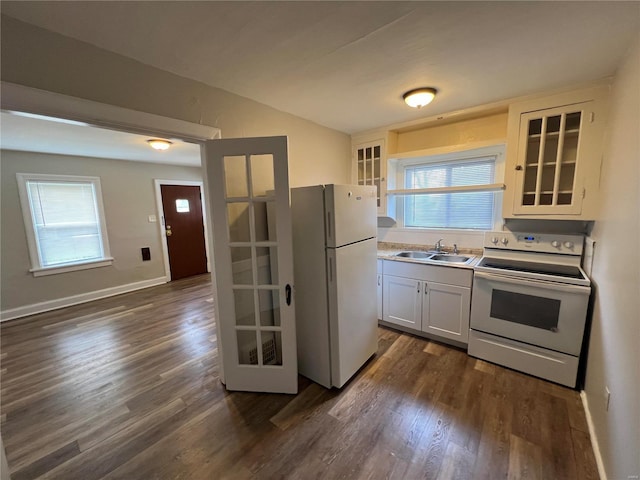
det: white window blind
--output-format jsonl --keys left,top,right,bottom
{"left": 404, "top": 158, "right": 496, "bottom": 229}
{"left": 17, "top": 173, "right": 112, "bottom": 276}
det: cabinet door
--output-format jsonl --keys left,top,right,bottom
{"left": 377, "top": 273, "right": 383, "bottom": 320}
{"left": 382, "top": 275, "right": 421, "bottom": 329}
{"left": 354, "top": 140, "right": 386, "bottom": 215}
{"left": 512, "top": 103, "right": 590, "bottom": 215}
{"left": 422, "top": 282, "right": 470, "bottom": 344}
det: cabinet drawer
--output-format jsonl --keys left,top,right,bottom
{"left": 382, "top": 259, "right": 472, "bottom": 287}
{"left": 468, "top": 329, "right": 578, "bottom": 387}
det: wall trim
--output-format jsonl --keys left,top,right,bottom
{"left": 580, "top": 390, "right": 608, "bottom": 480}
{"left": 0, "top": 276, "right": 168, "bottom": 322}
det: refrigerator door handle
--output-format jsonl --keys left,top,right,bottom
{"left": 326, "top": 211, "right": 332, "bottom": 241}
{"left": 285, "top": 284, "right": 292, "bottom": 306}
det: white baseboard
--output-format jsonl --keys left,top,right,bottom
{"left": 0, "top": 276, "right": 168, "bottom": 322}
{"left": 580, "top": 390, "right": 608, "bottom": 480}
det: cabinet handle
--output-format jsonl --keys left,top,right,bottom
{"left": 377, "top": 275, "right": 381, "bottom": 287}
{"left": 424, "top": 282, "right": 428, "bottom": 294}
{"left": 417, "top": 283, "right": 420, "bottom": 293}
{"left": 515, "top": 165, "right": 523, "bottom": 171}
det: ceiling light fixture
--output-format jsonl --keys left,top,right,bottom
{"left": 147, "top": 139, "right": 173, "bottom": 151}
{"left": 403, "top": 87, "right": 437, "bottom": 108}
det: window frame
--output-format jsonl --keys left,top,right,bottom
{"left": 389, "top": 144, "right": 505, "bottom": 231}
{"left": 16, "top": 173, "right": 113, "bottom": 277}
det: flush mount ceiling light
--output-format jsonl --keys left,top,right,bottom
{"left": 147, "top": 139, "right": 173, "bottom": 151}
{"left": 403, "top": 87, "right": 437, "bottom": 108}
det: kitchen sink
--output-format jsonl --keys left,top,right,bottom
{"left": 428, "top": 254, "right": 473, "bottom": 264}
{"left": 393, "top": 251, "right": 475, "bottom": 265}
{"left": 395, "top": 251, "right": 431, "bottom": 259}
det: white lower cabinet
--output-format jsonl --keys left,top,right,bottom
{"left": 382, "top": 275, "right": 422, "bottom": 329}
{"left": 381, "top": 260, "right": 472, "bottom": 345}
{"left": 422, "top": 281, "right": 470, "bottom": 343}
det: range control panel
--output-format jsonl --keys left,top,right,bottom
{"left": 483, "top": 231, "right": 584, "bottom": 255}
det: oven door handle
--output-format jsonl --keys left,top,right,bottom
{"left": 474, "top": 271, "right": 590, "bottom": 295}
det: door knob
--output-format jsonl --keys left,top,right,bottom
{"left": 166, "top": 225, "right": 172, "bottom": 237}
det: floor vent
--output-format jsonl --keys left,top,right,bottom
{"left": 241, "top": 335, "right": 277, "bottom": 365}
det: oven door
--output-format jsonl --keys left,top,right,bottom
{"left": 470, "top": 271, "right": 590, "bottom": 355}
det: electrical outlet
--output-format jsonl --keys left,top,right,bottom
{"left": 605, "top": 386, "right": 611, "bottom": 411}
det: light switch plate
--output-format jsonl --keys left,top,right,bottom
{"left": 148, "top": 215, "right": 157, "bottom": 223}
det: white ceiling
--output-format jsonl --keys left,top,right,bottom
{"left": 1, "top": 1, "right": 639, "bottom": 135}
{"left": 0, "top": 112, "right": 202, "bottom": 166}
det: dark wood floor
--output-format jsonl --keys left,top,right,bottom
{"left": 1, "top": 274, "right": 599, "bottom": 480}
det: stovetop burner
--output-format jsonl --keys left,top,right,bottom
{"left": 475, "top": 231, "right": 591, "bottom": 287}
{"left": 477, "top": 257, "right": 586, "bottom": 280}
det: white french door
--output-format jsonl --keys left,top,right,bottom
{"left": 204, "top": 136, "right": 297, "bottom": 394}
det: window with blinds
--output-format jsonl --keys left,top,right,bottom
{"left": 17, "top": 174, "right": 112, "bottom": 275}
{"left": 403, "top": 157, "right": 497, "bottom": 230}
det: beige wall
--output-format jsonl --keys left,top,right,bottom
{"left": 0, "top": 15, "right": 351, "bottom": 316}
{"left": 0, "top": 15, "right": 351, "bottom": 188}
{"left": 1, "top": 150, "right": 202, "bottom": 312}
{"left": 584, "top": 34, "right": 639, "bottom": 479}
{"left": 393, "top": 112, "right": 508, "bottom": 154}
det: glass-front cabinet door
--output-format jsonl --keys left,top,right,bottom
{"left": 354, "top": 139, "right": 385, "bottom": 215}
{"left": 512, "top": 102, "right": 590, "bottom": 215}
{"left": 204, "top": 136, "right": 297, "bottom": 394}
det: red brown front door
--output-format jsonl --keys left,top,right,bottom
{"left": 160, "top": 184, "right": 207, "bottom": 280}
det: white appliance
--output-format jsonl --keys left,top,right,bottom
{"left": 291, "top": 184, "right": 378, "bottom": 388}
{"left": 469, "top": 231, "right": 591, "bottom": 387}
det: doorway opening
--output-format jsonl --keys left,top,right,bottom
{"left": 1, "top": 82, "right": 220, "bottom": 319}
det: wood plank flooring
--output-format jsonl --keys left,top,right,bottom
{"left": 0, "top": 274, "right": 599, "bottom": 479}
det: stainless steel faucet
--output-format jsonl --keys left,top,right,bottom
{"left": 435, "top": 238, "right": 444, "bottom": 252}
{"left": 453, "top": 243, "right": 459, "bottom": 255}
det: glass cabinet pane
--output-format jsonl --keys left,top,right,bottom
{"left": 521, "top": 110, "right": 581, "bottom": 207}
{"left": 355, "top": 141, "right": 384, "bottom": 211}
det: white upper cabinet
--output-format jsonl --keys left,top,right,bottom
{"left": 503, "top": 86, "right": 608, "bottom": 219}
{"left": 352, "top": 135, "right": 387, "bottom": 216}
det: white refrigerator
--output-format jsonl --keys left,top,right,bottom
{"left": 291, "top": 184, "right": 378, "bottom": 388}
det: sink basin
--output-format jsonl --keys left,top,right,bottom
{"left": 429, "top": 254, "right": 473, "bottom": 264}
{"left": 395, "top": 251, "right": 431, "bottom": 259}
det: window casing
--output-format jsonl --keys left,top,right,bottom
{"left": 16, "top": 173, "right": 113, "bottom": 276}
{"left": 389, "top": 145, "right": 505, "bottom": 230}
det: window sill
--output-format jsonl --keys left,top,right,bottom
{"left": 30, "top": 258, "right": 114, "bottom": 277}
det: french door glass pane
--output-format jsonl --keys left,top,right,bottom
{"left": 227, "top": 203, "right": 251, "bottom": 242}
{"left": 250, "top": 154, "right": 274, "bottom": 197}
{"left": 234, "top": 289, "right": 255, "bottom": 326}
{"left": 261, "top": 331, "right": 282, "bottom": 365}
{"left": 230, "top": 247, "right": 253, "bottom": 284}
{"left": 258, "top": 289, "right": 281, "bottom": 327}
{"left": 256, "top": 246, "right": 278, "bottom": 284}
{"left": 237, "top": 330, "right": 259, "bottom": 365}
{"left": 224, "top": 156, "right": 248, "bottom": 198}
{"left": 222, "top": 152, "right": 284, "bottom": 369}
